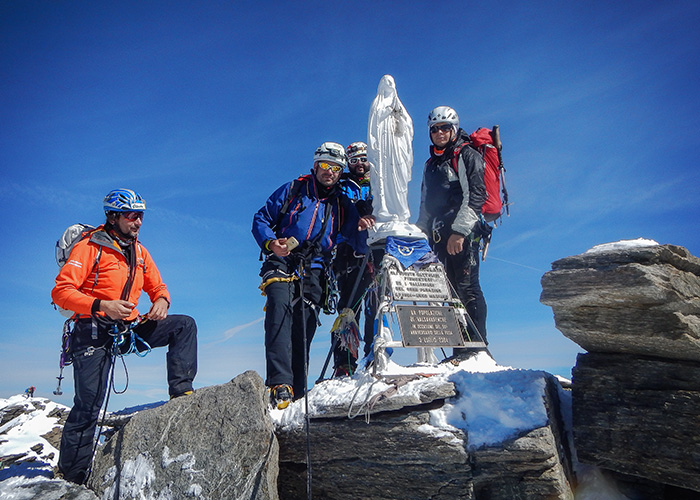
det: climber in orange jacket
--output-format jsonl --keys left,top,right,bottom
{"left": 52, "top": 188, "right": 197, "bottom": 485}
{"left": 52, "top": 222, "right": 169, "bottom": 322}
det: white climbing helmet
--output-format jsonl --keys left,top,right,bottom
{"left": 314, "top": 142, "right": 347, "bottom": 168}
{"left": 346, "top": 142, "right": 368, "bottom": 160}
{"left": 427, "top": 106, "right": 459, "bottom": 130}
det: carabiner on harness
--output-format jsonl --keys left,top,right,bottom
{"left": 323, "top": 265, "right": 339, "bottom": 315}
{"left": 431, "top": 219, "right": 444, "bottom": 244}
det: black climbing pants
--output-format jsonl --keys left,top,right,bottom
{"left": 58, "top": 314, "right": 197, "bottom": 484}
{"left": 433, "top": 237, "right": 487, "bottom": 349}
{"left": 262, "top": 258, "right": 323, "bottom": 399}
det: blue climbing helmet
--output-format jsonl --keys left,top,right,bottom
{"left": 103, "top": 188, "right": 146, "bottom": 213}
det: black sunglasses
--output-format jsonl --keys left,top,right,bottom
{"left": 430, "top": 124, "right": 453, "bottom": 134}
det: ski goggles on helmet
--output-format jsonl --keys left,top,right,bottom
{"left": 430, "top": 124, "right": 453, "bottom": 134}
{"left": 318, "top": 162, "right": 343, "bottom": 173}
{"left": 349, "top": 156, "right": 368, "bottom": 164}
{"left": 121, "top": 211, "right": 144, "bottom": 221}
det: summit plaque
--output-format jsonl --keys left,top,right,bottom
{"left": 387, "top": 263, "right": 451, "bottom": 302}
{"left": 395, "top": 305, "right": 464, "bottom": 347}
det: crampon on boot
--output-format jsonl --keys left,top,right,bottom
{"left": 270, "top": 384, "right": 294, "bottom": 410}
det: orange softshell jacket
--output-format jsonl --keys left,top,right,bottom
{"left": 52, "top": 226, "right": 170, "bottom": 321}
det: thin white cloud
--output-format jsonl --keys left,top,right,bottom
{"left": 485, "top": 256, "right": 545, "bottom": 273}
{"left": 206, "top": 316, "right": 264, "bottom": 346}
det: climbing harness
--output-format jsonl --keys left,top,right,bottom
{"left": 259, "top": 273, "right": 298, "bottom": 296}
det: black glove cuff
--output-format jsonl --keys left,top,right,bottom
{"left": 91, "top": 299, "right": 101, "bottom": 315}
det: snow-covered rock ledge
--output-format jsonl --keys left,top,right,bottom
{"left": 276, "top": 354, "right": 574, "bottom": 499}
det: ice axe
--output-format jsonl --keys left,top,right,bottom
{"left": 53, "top": 319, "right": 73, "bottom": 396}
{"left": 53, "top": 368, "right": 64, "bottom": 396}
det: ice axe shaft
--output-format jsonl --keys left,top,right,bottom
{"left": 491, "top": 125, "right": 502, "bottom": 151}
{"left": 53, "top": 367, "right": 65, "bottom": 396}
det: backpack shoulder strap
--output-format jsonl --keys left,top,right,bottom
{"left": 451, "top": 144, "right": 465, "bottom": 174}
{"left": 300, "top": 193, "right": 335, "bottom": 259}
{"left": 273, "top": 175, "right": 307, "bottom": 231}
{"left": 260, "top": 176, "right": 308, "bottom": 261}
{"left": 451, "top": 137, "right": 487, "bottom": 174}
{"left": 279, "top": 178, "right": 301, "bottom": 218}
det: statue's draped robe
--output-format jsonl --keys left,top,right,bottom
{"left": 367, "top": 75, "right": 414, "bottom": 224}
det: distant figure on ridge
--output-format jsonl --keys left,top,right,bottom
{"left": 51, "top": 188, "right": 198, "bottom": 484}
{"left": 25, "top": 386, "right": 35, "bottom": 398}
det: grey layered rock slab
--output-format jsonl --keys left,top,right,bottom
{"left": 540, "top": 244, "right": 700, "bottom": 361}
{"left": 277, "top": 401, "right": 473, "bottom": 500}
{"left": 572, "top": 352, "right": 700, "bottom": 493}
{"left": 88, "top": 371, "right": 279, "bottom": 500}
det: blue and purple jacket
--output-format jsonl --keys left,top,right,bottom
{"left": 252, "top": 174, "right": 367, "bottom": 268}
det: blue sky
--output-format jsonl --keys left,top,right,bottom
{"left": 2, "top": 1, "right": 699, "bottom": 408}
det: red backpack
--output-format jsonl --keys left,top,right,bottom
{"left": 451, "top": 126, "right": 509, "bottom": 224}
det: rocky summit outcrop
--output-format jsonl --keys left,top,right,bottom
{"left": 83, "top": 366, "right": 574, "bottom": 500}
{"left": 541, "top": 242, "right": 700, "bottom": 496}
{"left": 572, "top": 352, "right": 700, "bottom": 493}
{"left": 88, "top": 370, "right": 279, "bottom": 500}
{"left": 277, "top": 371, "right": 573, "bottom": 500}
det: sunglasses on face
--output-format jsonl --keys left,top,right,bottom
{"left": 121, "top": 211, "right": 144, "bottom": 221}
{"left": 349, "top": 156, "right": 368, "bottom": 164}
{"left": 318, "top": 162, "right": 343, "bottom": 173}
{"left": 430, "top": 124, "right": 453, "bottom": 134}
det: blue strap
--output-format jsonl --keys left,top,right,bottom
{"left": 109, "top": 317, "right": 152, "bottom": 357}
